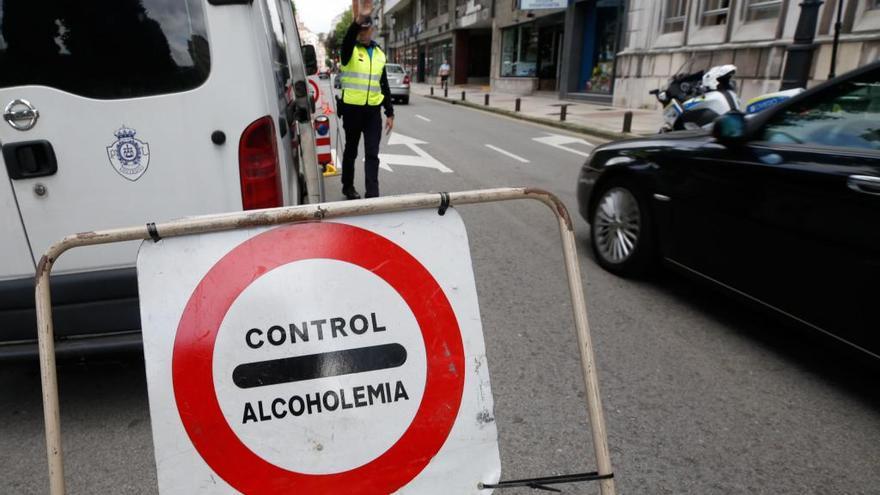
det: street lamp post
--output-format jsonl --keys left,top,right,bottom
{"left": 780, "top": 0, "right": 824, "bottom": 90}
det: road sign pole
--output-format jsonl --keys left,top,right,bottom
{"left": 35, "top": 188, "right": 616, "bottom": 495}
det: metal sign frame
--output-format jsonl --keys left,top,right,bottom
{"left": 34, "top": 188, "right": 616, "bottom": 495}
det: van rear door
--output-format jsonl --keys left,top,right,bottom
{"left": 0, "top": 0, "right": 262, "bottom": 273}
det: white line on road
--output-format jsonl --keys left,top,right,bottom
{"left": 532, "top": 134, "right": 594, "bottom": 158}
{"left": 415, "top": 114, "right": 431, "bottom": 122}
{"left": 484, "top": 144, "right": 530, "bottom": 163}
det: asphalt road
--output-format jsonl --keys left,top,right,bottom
{"left": 2, "top": 84, "right": 879, "bottom": 494}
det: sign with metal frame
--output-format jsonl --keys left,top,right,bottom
{"left": 140, "top": 210, "right": 499, "bottom": 493}
{"left": 33, "top": 188, "right": 616, "bottom": 495}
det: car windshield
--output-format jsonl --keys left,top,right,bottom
{"left": 0, "top": 0, "right": 210, "bottom": 99}
{"left": 386, "top": 65, "right": 405, "bottom": 74}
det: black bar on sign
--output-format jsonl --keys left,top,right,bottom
{"left": 232, "top": 344, "right": 407, "bottom": 389}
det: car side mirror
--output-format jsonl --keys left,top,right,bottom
{"left": 302, "top": 45, "right": 318, "bottom": 76}
{"left": 712, "top": 111, "right": 747, "bottom": 146}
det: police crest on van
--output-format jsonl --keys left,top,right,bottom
{"left": 107, "top": 126, "right": 150, "bottom": 181}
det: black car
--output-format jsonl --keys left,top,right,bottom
{"left": 577, "top": 61, "right": 880, "bottom": 358}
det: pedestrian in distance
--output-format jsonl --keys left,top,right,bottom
{"left": 338, "top": 0, "right": 394, "bottom": 200}
{"left": 439, "top": 60, "right": 451, "bottom": 90}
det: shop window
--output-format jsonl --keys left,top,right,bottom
{"left": 584, "top": 4, "right": 620, "bottom": 94}
{"left": 428, "top": 41, "right": 452, "bottom": 77}
{"left": 662, "top": 0, "right": 687, "bottom": 33}
{"left": 500, "top": 24, "right": 538, "bottom": 77}
{"left": 744, "top": 0, "right": 782, "bottom": 21}
{"left": 701, "top": 0, "right": 731, "bottom": 26}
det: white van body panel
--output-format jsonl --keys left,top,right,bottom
{"left": 0, "top": 2, "right": 298, "bottom": 274}
{"left": 0, "top": 176, "right": 33, "bottom": 280}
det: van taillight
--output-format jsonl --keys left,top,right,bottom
{"left": 239, "top": 116, "right": 282, "bottom": 210}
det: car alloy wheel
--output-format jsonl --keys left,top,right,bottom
{"left": 593, "top": 187, "right": 641, "bottom": 264}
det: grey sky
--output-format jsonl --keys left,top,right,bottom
{"left": 297, "top": 0, "right": 351, "bottom": 33}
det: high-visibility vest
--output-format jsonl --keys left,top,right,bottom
{"left": 340, "top": 44, "right": 386, "bottom": 107}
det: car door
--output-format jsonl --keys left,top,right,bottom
{"left": 744, "top": 69, "right": 880, "bottom": 355}
{"left": 667, "top": 66, "right": 880, "bottom": 356}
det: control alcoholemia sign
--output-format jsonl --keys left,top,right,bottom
{"left": 137, "top": 208, "right": 501, "bottom": 494}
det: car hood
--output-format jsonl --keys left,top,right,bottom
{"left": 598, "top": 129, "right": 710, "bottom": 152}
{"left": 586, "top": 129, "right": 713, "bottom": 170}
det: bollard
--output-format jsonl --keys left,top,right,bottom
{"left": 560, "top": 104, "right": 568, "bottom": 122}
{"left": 444, "top": 87, "right": 448, "bottom": 98}
{"left": 515, "top": 98, "right": 521, "bottom": 112}
{"left": 430, "top": 86, "right": 434, "bottom": 96}
{"left": 462, "top": 91, "right": 466, "bottom": 102}
{"left": 484, "top": 94, "right": 490, "bottom": 106}
{"left": 622, "top": 111, "right": 633, "bottom": 133}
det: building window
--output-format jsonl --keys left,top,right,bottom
{"left": 701, "top": 0, "right": 731, "bottom": 26}
{"left": 662, "top": 0, "right": 687, "bottom": 33}
{"left": 744, "top": 0, "right": 782, "bottom": 21}
{"left": 500, "top": 24, "right": 538, "bottom": 77}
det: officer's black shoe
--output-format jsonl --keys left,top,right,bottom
{"left": 342, "top": 187, "right": 361, "bottom": 200}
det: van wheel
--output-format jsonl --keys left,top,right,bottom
{"left": 589, "top": 178, "right": 656, "bottom": 277}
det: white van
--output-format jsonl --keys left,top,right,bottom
{"left": 0, "top": 0, "right": 324, "bottom": 357}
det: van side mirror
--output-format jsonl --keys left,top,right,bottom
{"left": 712, "top": 111, "right": 747, "bottom": 146}
{"left": 302, "top": 45, "right": 318, "bottom": 76}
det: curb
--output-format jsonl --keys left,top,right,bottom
{"left": 422, "top": 94, "right": 637, "bottom": 141}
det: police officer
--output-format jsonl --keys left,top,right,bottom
{"left": 338, "top": 0, "right": 394, "bottom": 199}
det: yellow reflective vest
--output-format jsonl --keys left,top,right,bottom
{"left": 340, "top": 44, "right": 386, "bottom": 107}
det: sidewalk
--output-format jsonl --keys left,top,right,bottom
{"left": 411, "top": 82, "right": 662, "bottom": 140}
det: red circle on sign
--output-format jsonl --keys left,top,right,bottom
{"left": 308, "top": 78, "right": 321, "bottom": 103}
{"left": 172, "top": 222, "right": 465, "bottom": 494}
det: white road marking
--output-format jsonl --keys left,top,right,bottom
{"left": 532, "top": 134, "right": 594, "bottom": 158}
{"left": 415, "top": 114, "right": 431, "bottom": 122}
{"left": 484, "top": 144, "right": 530, "bottom": 163}
{"left": 377, "top": 132, "right": 453, "bottom": 173}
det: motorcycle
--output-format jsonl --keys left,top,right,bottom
{"left": 651, "top": 60, "right": 803, "bottom": 133}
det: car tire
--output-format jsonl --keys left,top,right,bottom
{"left": 401, "top": 96, "right": 409, "bottom": 105}
{"left": 589, "top": 178, "right": 656, "bottom": 277}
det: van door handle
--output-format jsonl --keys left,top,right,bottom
{"left": 2, "top": 140, "right": 58, "bottom": 179}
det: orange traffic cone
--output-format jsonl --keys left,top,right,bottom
{"left": 321, "top": 97, "right": 334, "bottom": 115}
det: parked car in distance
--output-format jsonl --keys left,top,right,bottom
{"left": 577, "top": 60, "right": 880, "bottom": 358}
{"left": 385, "top": 64, "right": 410, "bottom": 104}
{"left": 318, "top": 68, "right": 331, "bottom": 79}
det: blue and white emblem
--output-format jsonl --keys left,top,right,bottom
{"left": 107, "top": 126, "right": 150, "bottom": 181}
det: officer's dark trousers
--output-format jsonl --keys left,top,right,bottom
{"left": 341, "top": 104, "right": 382, "bottom": 198}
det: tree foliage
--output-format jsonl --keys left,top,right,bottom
{"left": 324, "top": 7, "right": 353, "bottom": 61}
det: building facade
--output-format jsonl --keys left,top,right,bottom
{"left": 493, "top": 0, "right": 625, "bottom": 101}
{"left": 383, "top": 0, "right": 493, "bottom": 85}
{"left": 616, "top": 0, "right": 880, "bottom": 109}
{"left": 381, "top": 0, "right": 627, "bottom": 101}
